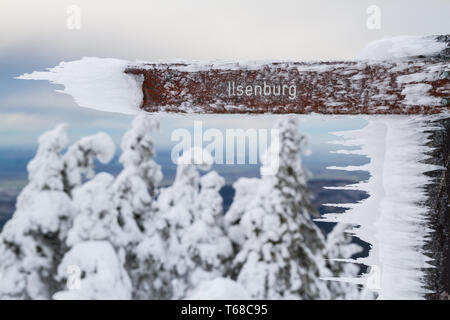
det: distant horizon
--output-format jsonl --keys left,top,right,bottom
{"left": 0, "top": 142, "right": 369, "bottom": 191}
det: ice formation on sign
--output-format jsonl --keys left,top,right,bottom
{"left": 17, "top": 58, "right": 143, "bottom": 114}
{"left": 357, "top": 35, "right": 447, "bottom": 60}
{"left": 318, "top": 115, "right": 445, "bottom": 299}
{"left": 16, "top": 36, "right": 448, "bottom": 115}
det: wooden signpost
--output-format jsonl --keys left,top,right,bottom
{"left": 125, "top": 35, "right": 449, "bottom": 115}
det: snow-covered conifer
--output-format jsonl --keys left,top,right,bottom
{"left": 66, "top": 173, "right": 121, "bottom": 247}
{"left": 185, "top": 171, "right": 233, "bottom": 291}
{"left": 325, "top": 223, "right": 364, "bottom": 299}
{"left": 58, "top": 116, "right": 162, "bottom": 299}
{"left": 0, "top": 124, "right": 118, "bottom": 299}
{"left": 57, "top": 132, "right": 119, "bottom": 248}
{"left": 226, "top": 116, "right": 331, "bottom": 299}
{"left": 135, "top": 147, "right": 232, "bottom": 299}
{"left": 62, "top": 132, "right": 115, "bottom": 195}
{"left": 0, "top": 124, "right": 73, "bottom": 299}
{"left": 113, "top": 115, "right": 162, "bottom": 243}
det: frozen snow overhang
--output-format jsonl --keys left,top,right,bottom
{"left": 125, "top": 35, "right": 450, "bottom": 115}
{"left": 17, "top": 35, "right": 450, "bottom": 115}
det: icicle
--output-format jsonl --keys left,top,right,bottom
{"left": 320, "top": 115, "right": 446, "bottom": 299}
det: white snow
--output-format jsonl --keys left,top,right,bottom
{"left": 318, "top": 115, "right": 445, "bottom": 299}
{"left": 295, "top": 63, "right": 348, "bottom": 73}
{"left": 396, "top": 72, "right": 434, "bottom": 85}
{"left": 53, "top": 241, "right": 132, "bottom": 300}
{"left": 401, "top": 84, "right": 441, "bottom": 106}
{"left": 17, "top": 57, "right": 143, "bottom": 115}
{"left": 187, "top": 278, "right": 251, "bottom": 300}
{"left": 63, "top": 132, "right": 115, "bottom": 190}
{"left": 178, "top": 146, "right": 214, "bottom": 171}
{"left": 67, "top": 172, "right": 119, "bottom": 247}
{"left": 357, "top": 35, "right": 447, "bottom": 60}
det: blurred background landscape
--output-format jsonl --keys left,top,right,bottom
{"left": 0, "top": 115, "right": 371, "bottom": 232}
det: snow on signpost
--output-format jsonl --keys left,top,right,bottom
{"left": 14, "top": 35, "right": 450, "bottom": 300}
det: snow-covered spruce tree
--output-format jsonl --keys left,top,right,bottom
{"left": 62, "top": 132, "right": 115, "bottom": 195}
{"left": 66, "top": 116, "right": 161, "bottom": 249}
{"left": 66, "top": 172, "right": 121, "bottom": 247}
{"left": 225, "top": 116, "right": 331, "bottom": 299}
{"left": 113, "top": 115, "right": 162, "bottom": 237}
{"left": 109, "top": 115, "right": 163, "bottom": 299}
{"left": 186, "top": 170, "right": 234, "bottom": 292}
{"left": 58, "top": 132, "right": 117, "bottom": 248}
{"left": 0, "top": 124, "right": 72, "bottom": 299}
{"left": 0, "top": 124, "right": 117, "bottom": 299}
{"left": 135, "top": 147, "right": 232, "bottom": 299}
{"left": 325, "top": 223, "right": 363, "bottom": 299}
{"left": 63, "top": 115, "right": 162, "bottom": 299}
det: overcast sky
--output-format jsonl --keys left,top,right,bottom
{"left": 0, "top": 0, "right": 449, "bottom": 148}
{"left": 1, "top": 0, "right": 449, "bottom": 61}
